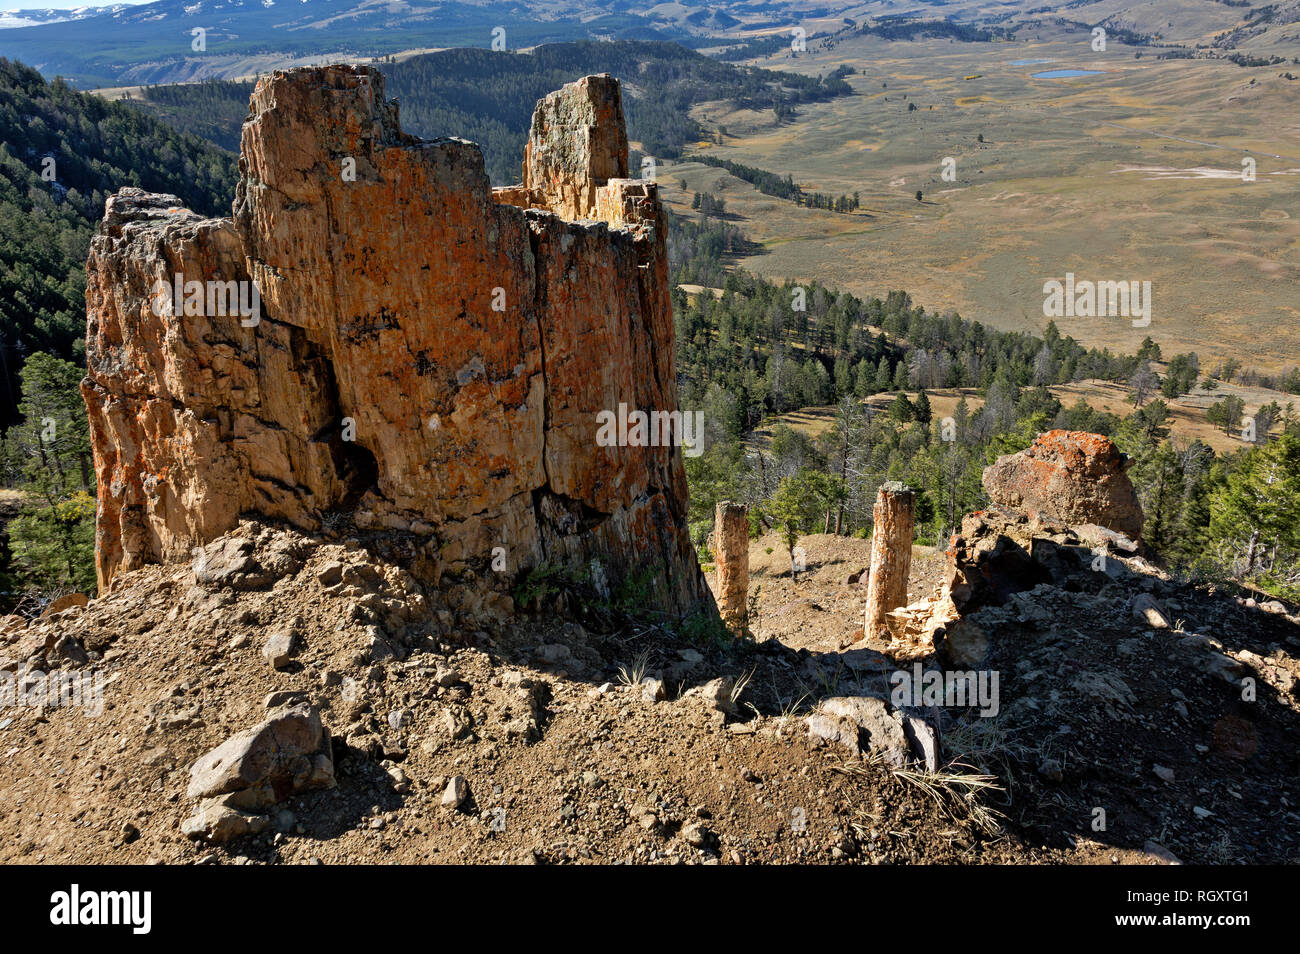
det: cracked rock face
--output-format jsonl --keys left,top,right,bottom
{"left": 982, "top": 430, "right": 1144, "bottom": 540}
{"left": 84, "top": 65, "right": 711, "bottom": 620}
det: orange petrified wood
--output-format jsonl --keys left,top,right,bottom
{"left": 714, "top": 501, "right": 749, "bottom": 632}
{"left": 82, "top": 67, "right": 712, "bottom": 622}
{"left": 983, "top": 430, "right": 1143, "bottom": 539}
{"left": 863, "top": 482, "right": 915, "bottom": 642}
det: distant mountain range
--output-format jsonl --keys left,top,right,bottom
{"left": 3, "top": 0, "right": 1295, "bottom": 88}
{"left": 0, "top": 0, "right": 840, "bottom": 86}
{"left": 0, "top": 5, "right": 131, "bottom": 29}
{"left": 0, "top": 0, "right": 691, "bottom": 86}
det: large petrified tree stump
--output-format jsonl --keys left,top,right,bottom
{"left": 80, "top": 68, "right": 714, "bottom": 621}
{"left": 714, "top": 501, "right": 749, "bottom": 632}
{"left": 864, "top": 482, "right": 914, "bottom": 641}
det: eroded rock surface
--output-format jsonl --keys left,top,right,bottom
{"left": 84, "top": 66, "right": 710, "bottom": 620}
{"left": 983, "top": 430, "right": 1144, "bottom": 539}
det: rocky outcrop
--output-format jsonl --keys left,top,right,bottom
{"left": 946, "top": 507, "right": 1100, "bottom": 615}
{"left": 83, "top": 66, "right": 711, "bottom": 621}
{"left": 917, "top": 431, "right": 1150, "bottom": 655}
{"left": 518, "top": 73, "right": 631, "bottom": 221}
{"left": 982, "top": 430, "right": 1144, "bottom": 539}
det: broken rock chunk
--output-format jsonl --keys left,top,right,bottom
{"left": 186, "top": 704, "right": 335, "bottom": 813}
{"left": 806, "top": 696, "right": 910, "bottom": 767}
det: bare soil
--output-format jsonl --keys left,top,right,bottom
{"left": 1, "top": 519, "right": 1296, "bottom": 865}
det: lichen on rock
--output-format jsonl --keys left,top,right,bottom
{"left": 982, "top": 430, "right": 1144, "bottom": 539}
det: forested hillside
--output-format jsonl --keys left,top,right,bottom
{"left": 0, "top": 58, "right": 237, "bottom": 422}
{"left": 131, "top": 79, "right": 253, "bottom": 153}
{"left": 0, "top": 58, "right": 237, "bottom": 601}
{"left": 668, "top": 213, "right": 1300, "bottom": 603}
{"left": 132, "top": 42, "right": 852, "bottom": 184}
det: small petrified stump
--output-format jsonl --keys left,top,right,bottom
{"left": 864, "top": 482, "right": 914, "bottom": 641}
{"left": 714, "top": 501, "right": 749, "bottom": 632}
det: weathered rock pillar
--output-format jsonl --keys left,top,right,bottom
{"left": 81, "top": 66, "right": 716, "bottom": 621}
{"left": 715, "top": 501, "right": 749, "bottom": 631}
{"left": 864, "top": 482, "right": 914, "bottom": 641}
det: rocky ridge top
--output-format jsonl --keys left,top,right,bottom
{"left": 3, "top": 431, "right": 1297, "bottom": 863}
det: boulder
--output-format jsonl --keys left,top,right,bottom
{"left": 937, "top": 617, "right": 990, "bottom": 668}
{"left": 192, "top": 538, "right": 273, "bottom": 590}
{"left": 688, "top": 676, "right": 739, "bottom": 716}
{"left": 44, "top": 632, "right": 89, "bottom": 667}
{"left": 262, "top": 627, "right": 296, "bottom": 669}
{"left": 640, "top": 676, "right": 667, "bottom": 703}
{"left": 902, "top": 713, "right": 941, "bottom": 773}
{"left": 186, "top": 704, "right": 334, "bottom": 812}
{"left": 882, "top": 592, "right": 960, "bottom": 658}
{"left": 1131, "top": 593, "right": 1171, "bottom": 630}
{"left": 441, "top": 775, "right": 469, "bottom": 811}
{"left": 181, "top": 798, "right": 270, "bottom": 843}
{"left": 983, "top": 430, "right": 1144, "bottom": 539}
{"left": 1180, "top": 634, "right": 1247, "bottom": 685}
{"left": 945, "top": 508, "right": 1086, "bottom": 613}
{"left": 806, "top": 695, "right": 910, "bottom": 767}
{"left": 41, "top": 594, "right": 88, "bottom": 617}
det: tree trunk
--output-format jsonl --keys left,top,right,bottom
{"left": 835, "top": 448, "right": 847, "bottom": 535}
{"left": 714, "top": 501, "right": 749, "bottom": 632}
{"left": 863, "top": 482, "right": 914, "bottom": 641}
{"left": 1245, "top": 528, "right": 1260, "bottom": 574}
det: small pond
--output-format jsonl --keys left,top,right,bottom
{"left": 1032, "top": 69, "right": 1103, "bottom": 78}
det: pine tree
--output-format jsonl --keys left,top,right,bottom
{"left": 768, "top": 469, "right": 833, "bottom": 577}
{"left": 1139, "top": 443, "right": 1185, "bottom": 555}
{"left": 3, "top": 352, "right": 96, "bottom": 595}
{"left": 853, "top": 357, "right": 873, "bottom": 397}
{"left": 889, "top": 392, "right": 915, "bottom": 423}
{"left": 914, "top": 390, "right": 932, "bottom": 427}
{"left": 1209, "top": 435, "right": 1300, "bottom": 574}
{"left": 873, "top": 357, "right": 893, "bottom": 393}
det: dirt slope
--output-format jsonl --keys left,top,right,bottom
{"left": 1, "top": 519, "right": 1297, "bottom": 864}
